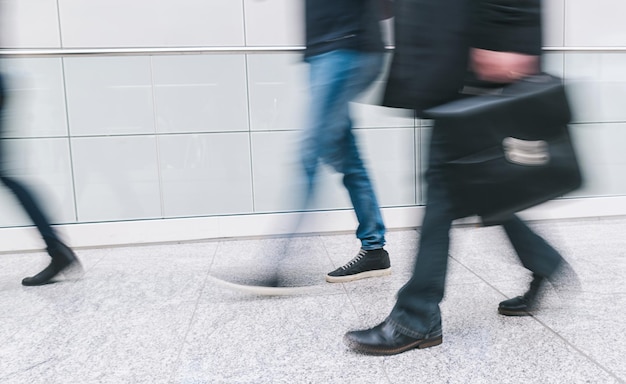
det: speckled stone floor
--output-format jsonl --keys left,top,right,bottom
{"left": 1, "top": 216, "right": 625, "bottom": 384}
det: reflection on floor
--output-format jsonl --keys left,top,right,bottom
{"left": 1, "top": 217, "right": 625, "bottom": 384}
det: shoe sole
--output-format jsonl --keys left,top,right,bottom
{"left": 497, "top": 307, "right": 534, "bottom": 316}
{"left": 325, "top": 267, "right": 392, "bottom": 283}
{"left": 345, "top": 335, "right": 443, "bottom": 356}
{"left": 21, "top": 260, "right": 84, "bottom": 286}
{"left": 207, "top": 275, "right": 321, "bottom": 296}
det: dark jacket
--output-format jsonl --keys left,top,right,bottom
{"left": 382, "top": 0, "right": 543, "bottom": 115}
{"left": 304, "top": 0, "right": 385, "bottom": 58}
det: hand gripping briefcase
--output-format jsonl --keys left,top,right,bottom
{"left": 425, "top": 74, "right": 583, "bottom": 226}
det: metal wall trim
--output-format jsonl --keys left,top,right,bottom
{"left": 2, "top": 46, "right": 626, "bottom": 58}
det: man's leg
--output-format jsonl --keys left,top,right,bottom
{"left": 498, "top": 216, "right": 568, "bottom": 315}
{"left": 0, "top": 73, "right": 81, "bottom": 286}
{"left": 344, "top": 124, "right": 456, "bottom": 354}
{"left": 307, "top": 51, "right": 390, "bottom": 282}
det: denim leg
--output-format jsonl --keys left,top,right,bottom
{"left": 301, "top": 50, "right": 386, "bottom": 249}
{"left": 388, "top": 126, "right": 456, "bottom": 337}
{"left": 501, "top": 216, "right": 563, "bottom": 278}
{"left": 341, "top": 130, "right": 385, "bottom": 250}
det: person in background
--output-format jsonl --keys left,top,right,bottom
{"left": 0, "top": 71, "right": 82, "bottom": 286}
{"left": 344, "top": 0, "right": 578, "bottom": 355}
{"left": 301, "top": 0, "right": 392, "bottom": 283}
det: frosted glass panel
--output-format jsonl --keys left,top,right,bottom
{"left": 251, "top": 131, "right": 350, "bottom": 212}
{"left": 72, "top": 136, "right": 161, "bottom": 221}
{"left": 543, "top": 0, "right": 564, "bottom": 47}
{"left": 247, "top": 54, "right": 309, "bottom": 132}
{"left": 356, "top": 128, "right": 417, "bottom": 206}
{"left": 565, "top": 0, "right": 626, "bottom": 46}
{"left": 159, "top": 133, "right": 253, "bottom": 217}
{"left": 152, "top": 55, "right": 249, "bottom": 133}
{"left": 244, "top": 0, "right": 304, "bottom": 46}
{"left": 568, "top": 123, "right": 626, "bottom": 198}
{"left": 0, "top": 0, "right": 61, "bottom": 48}
{"left": 565, "top": 53, "right": 626, "bottom": 124}
{"left": 0, "top": 58, "right": 68, "bottom": 138}
{"left": 64, "top": 57, "right": 155, "bottom": 136}
{"left": 58, "top": 0, "right": 245, "bottom": 47}
{"left": 0, "top": 138, "right": 75, "bottom": 227}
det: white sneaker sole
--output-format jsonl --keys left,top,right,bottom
{"left": 325, "top": 268, "right": 392, "bottom": 283}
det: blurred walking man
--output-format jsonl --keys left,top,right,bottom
{"left": 301, "top": 0, "right": 392, "bottom": 283}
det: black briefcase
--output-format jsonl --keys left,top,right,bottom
{"left": 425, "top": 74, "right": 583, "bottom": 226}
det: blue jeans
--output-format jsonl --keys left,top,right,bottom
{"left": 301, "top": 50, "right": 386, "bottom": 250}
{"left": 388, "top": 124, "right": 564, "bottom": 338}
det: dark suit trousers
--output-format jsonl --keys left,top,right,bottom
{"left": 388, "top": 123, "right": 564, "bottom": 338}
{"left": 0, "top": 73, "right": 59, "bottom": 248}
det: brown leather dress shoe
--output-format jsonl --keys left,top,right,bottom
{"left": 344, "top": 319, "right": 442, "bottom": 356}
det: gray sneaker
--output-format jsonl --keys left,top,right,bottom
{"left": 326, "top": 248, "right": 391, "bottom": 283}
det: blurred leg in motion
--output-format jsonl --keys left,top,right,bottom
{"left": 0, "top": 72, "right": 82, "bottom": 286}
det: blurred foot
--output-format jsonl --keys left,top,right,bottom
{"left": 498, "top": 260, "right": 580, "bottom": 316}
{"left": 344, "top": 319, "right": 442, "bottom": 355}
{"left": 22, "top": 241, "right": 82, "bottom": 286}
{"left": 207, "top": 274, "right": 316, "bottom": 296}
{"left": 326, "top": 248, "right": 391, "bottom": 283}
{"left": 498, "top": 273, "right": 544, "bottom": 316}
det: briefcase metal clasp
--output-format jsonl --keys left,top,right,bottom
{"left": 503, "top": 137, "right": 550, "bottom": 166}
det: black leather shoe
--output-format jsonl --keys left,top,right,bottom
{"left": 498, "top": 296, "right": 534, "bottom": 316}
{"left": 22, "top": 241, "right": 82, "bottom": 286}
{"left": 498, "top": 274, "right": 544, "bottom": 316}
{"left": 344, "top": 319, "right": 442, "bottom": 355}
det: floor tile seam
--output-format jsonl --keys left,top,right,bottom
{"left": 379, "top": 360, "right": 396, "bottom": 384}
{"left": 319, "top": 237, "right": 375, "bottom": 337}
{"left": 449, "top": 254, "right": 625, "bottom": 384}
{"left": 0, "top": 292, "right": 58, "bottom": 346}
{"left": 74, "top": 250, "right": 108, "bottom": 277}
{"left": 530, "top": 315, "right": 626, "bottom": 384}
{"left": 320, "top": 236, "right": 357, "bottom": 299}
{"left": 448, "top": 254, "right": 517, "bottom": 299}
{"left": 0, "top": 355, "right": 57, "bottom": 383}
{"left": 336, "top": 282, "right": 393, "bottom": 384}
{"left": 320, "top": 234, "right": 342, "bottom": 271}
{"left": 167, "top": 241, "right": 220, "bottom": 384}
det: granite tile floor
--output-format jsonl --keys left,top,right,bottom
{"left": 1, "top": 216, "right": 625, "bottom": 384}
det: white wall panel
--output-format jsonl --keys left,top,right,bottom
{"left": 72, "top": 136, "right": 161, "bottom": 222}
{"left": 543, "top": 0, "right": 564, "bottom": 47}
{"left": 64, "top": 56, "right": 155, "bottom": 136}
{"left": 0, "top": 138, "right": 75, "bottom": 227}
{"left": 3, "top": 0, "right": 626, "bottom": 248}
{"left": 158, "top": 133, "right": 253, "bottom": 217}
{"left": 250, "top": 128, "right": 414, "bottom": 213}
{"left": 543, "top": 53, "right": 564, "bottom": 77}
{"left": 565, "top": 53, "right": 626, "bottom": 124}
{"left": 0, "top": 0, "right": 61, "bottom": 48}
{"left": 57, "top": 0, "right": 245, "bottom": 48}
{"left": 0, "top": 58, "right": 68, "bottom": 138}
{"left": 565, "top": 0, "right": 626, "bottom": 46}
{"left": 247, "top": 54, "right": 309, "bottom": 131}
{"left": 356, "top": 128, "right": 417, "bottom": 206}
{"left": 152, "top": 55, "right": 249, "bottom": 134}
{"left": 243, "top": 0, "right": 304, "bottom": 46}
{"left": 568, "top": 123, "right": 626, "bottom": 197}
{"left": 250, "top": 131, "right": 350, "bottom": 213}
